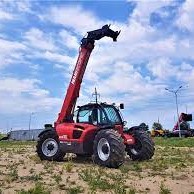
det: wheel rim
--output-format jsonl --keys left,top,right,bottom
{"left": 97, "top": 138, "right": 110, "bottom": 161}
{"left": 130, "top": 138, "right": 142, "bottom": 155}
{"left": 130, "top": 148, "right": 138, "bottom": 155}
{"left": 42, "top": 138, "right": 58, "bottom": 157}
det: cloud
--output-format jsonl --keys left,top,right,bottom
{"left": 0, "top": 77, "right": 61, "bottom": 114}
{"left": 84, "top": 61, "right": 165, "bottom": 107}
{"left": 44, "top": 5, "right": 103, "bottom": 34}
{"left": 128, "top": 0, "right": 174, "bottom": 25}
{"left": 59, "top": 29, "right": 79, "bottom": 50}
{"left": 0, "top": 9, "right": 13, "bottom": 20}
{"left": 29, "top": 64, "right": 41, "bottom": 71}
{"left": 40, "top": 2, "right": 191, "bottom": 107}
{"left": 42, "top": 51, "right": 76, "bottom": 66}
{"left": 0, "top": 0, "right": 33, "bottom": 14}
{"left": 15, "top": 1, "right": 32, "bottom": 13}
{"left": 147, "top": 58, "right": 178, "bottom": 80}
{"left": 22, "top": 28, "right": 78, "bottom": 70}
{"left": 176, "top": 0, "right": 194, "bottom": 32}
{"left": 180, "top": 62, "right": 193, "bottom": 71}
{"left": 176, "top": 62, "right": 194, "bottom": 87}
{"left": 0, "top": 38, "right": 26, "bottom": 68}
{"left": 24, "top": 28, "right": 57, "bottom": 51}
{"left": 0, "top": 0, "right": 33, "bottom": 22}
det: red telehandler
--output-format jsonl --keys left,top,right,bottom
{"left": 169, "top": 113, "right": 193, "bottom": 137}
{"left": 36, "top": 25, "right": 154, "bottom": 168}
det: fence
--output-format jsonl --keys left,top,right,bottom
{"left": 8, "top": 129, "right": 43, "bottom": 141}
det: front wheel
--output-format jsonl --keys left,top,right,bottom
{"left": 36, "top": 130, "right": 65, "bottom": 161}
{"left": 93, "top": 129, "right": 125, "bottom": 168}
{"left": 126, "top": 130, "right": 154, "bottom": 161}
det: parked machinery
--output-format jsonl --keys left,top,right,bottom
{"left": 36, "top": 25, "right": 155, "bottom": 168}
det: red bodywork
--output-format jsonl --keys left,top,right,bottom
{"left": 57, "top": 123, "right": 96, "bottom": 142}
{"left": 53, "top": 26, "right": 135, "bottom": 152}
{"left": 173, "top": 113, "right": 192, "bottom": 131}
{"left": 56, "top": 122, "right": 135, "bottom": 145}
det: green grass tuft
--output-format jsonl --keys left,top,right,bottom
{"left": 159, "top": 182, "right": 171, "bottom": 194}
{"left": 17, "top": 182, "right": 50, "bottom": 194}
{"left": 79, "top": 167, "right": 127, "bottom": 193}
{"left": 65, "top": 186, "right": 84, "bottom": 194}
{"left": 63, "top": 161, "right": 74, "bottom": 173}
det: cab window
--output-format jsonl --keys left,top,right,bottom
{"left": 77, "top": 107, "right": 98, "bottom": 124}
{"left": 103, "top": 106, "right": 121, "bottom": 123}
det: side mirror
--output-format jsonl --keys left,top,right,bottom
{"left": 120, "top": 103, "right": 124, "bottom": 109}
{"left": 123, "top": 121, "right": 127, "bottom": 126}
{"left": 44, "top": 124, "right": 53, "bottom": 129}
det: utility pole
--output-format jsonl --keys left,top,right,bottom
{"left": 92, "top": 87, "right": 100, "bottom": 103}
{"left": 28, "top": 112, "right": 35, "bottom": 140}
{"left": 157, "top": 117, "right": 160, "bottom": 123}
{"left": 28, "top": 112, "right": 35, "bottom": 131}
{"left": 165, "top": 86, "right": 182, "bottom": 138}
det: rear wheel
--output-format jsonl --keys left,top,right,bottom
{"left": 126, "top": 130, "right": 154, "bottom": 161}
{"left": 36, "top": 130, "right": 65, "bottom": 161}
{"left": 93, "top": 129, "right": 125, "bottom": 168}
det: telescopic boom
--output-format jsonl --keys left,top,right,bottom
{"left": 55, "top": 25, "right": 120, "bottom": 126}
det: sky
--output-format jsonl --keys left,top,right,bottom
{"left": 0, "top": 0, "right": 194, "bottom": 132}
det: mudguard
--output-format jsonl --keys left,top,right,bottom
{"left": 38, "top": 128, "right": 56, "bottom": 138}
{"left": 123, "top": 133, "right": 135, "bottom": 145}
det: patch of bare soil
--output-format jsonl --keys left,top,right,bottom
{"left": 0, "top": 143, "right": 194, "bottom": 194}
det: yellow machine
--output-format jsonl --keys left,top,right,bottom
{"left": 151, "top": 129, "right": 165, "bottom": 137}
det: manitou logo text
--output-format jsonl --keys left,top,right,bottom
{"left": 71, "top": 52, "right": 85, "bottom": 85}
{"left": 59, "top": 135, "right": 68, "bottom": 139}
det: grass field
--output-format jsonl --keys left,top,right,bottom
{"left": 0, "top": 133, "right": 5, "bottom": 139}
{"left": 154, "top": 137, "right": 194, "bottom": 147}
{"left": 0, "top": 137, "right": 194, "bottom": 194}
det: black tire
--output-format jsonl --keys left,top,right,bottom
{"left": 126, "top": 130, "right": 154, "bottom": 161}
{"left": 36, "top": 130, "right": 65, "bottom": 161}
{"left": 93, "top": 129, "right": 125, "bottom": 168}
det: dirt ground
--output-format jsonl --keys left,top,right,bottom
{"left": 0, "top": 141, "right": 194, "bottom": 194}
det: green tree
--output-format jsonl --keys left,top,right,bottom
{"left": 152, "top": 122, "right": 163, "bottom": 130}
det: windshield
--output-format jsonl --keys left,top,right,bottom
{"left": 103, "top": 106, "right": 121, "bottom": 124}
{"left": 77, "top": 104, "right": 122, "bottom": 125}
{"left": 77, "top": 107, "right": 97, "bottom": 124}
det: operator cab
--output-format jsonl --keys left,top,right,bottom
{"left": 76, "top": 103, "right": 124, "bottom": 126}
